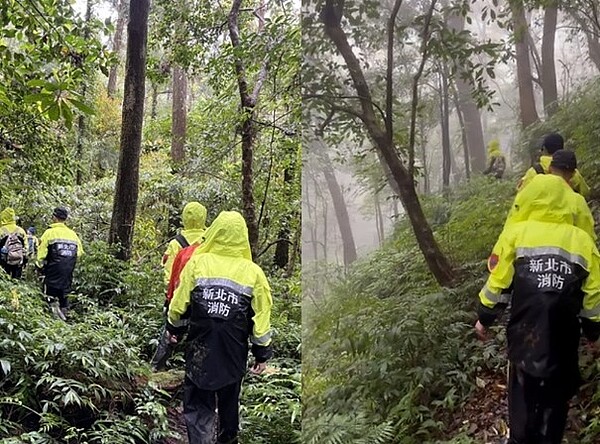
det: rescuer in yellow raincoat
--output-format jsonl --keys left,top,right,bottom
{"left": 505, "top": 150, "right": 595, "bottom": 241}
{"left": 37, "top": 207, "right": 84, "bottom": 320}
{"left": 518, "top": 133, "right": 590, "bottom": 197}
{"left": 167, "top": 211, "right": 272, "bottom": 444}
{"left": 0, "top": 207, "right": 28, "bottom": 279}
{"left": 162, "top": 201, "right": 207, "bottom": 285}
{"left": 483, "top": 139, "right": 506, "bottom": 179}
{"left": 475, "top": 150, "right": 600, "bottom": 443}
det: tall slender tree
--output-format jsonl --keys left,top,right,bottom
{"left": 109, "top": 0, "right": 150, "bottom": 260}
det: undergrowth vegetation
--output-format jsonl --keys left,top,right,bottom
{"left": 304, "top": 80, "right": 600, "bottom": 443}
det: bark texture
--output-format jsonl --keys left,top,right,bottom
{"left": 108, "top": 0, "right": 150, "bottom": 261}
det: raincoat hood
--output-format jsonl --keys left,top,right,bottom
{"left": 487, "top": 139, "right": 502, "bottom": 158}
{"left": 1, "top": 208, "right": 16, "bottom": 226}
{"left": 196, "top": 211, "right": 252, "bottom": 260}
{"left": 182, "top": 202, "right": 207, "bottom": 230}
{"left": 513, "top": 174, "right": 575, "bottom": 225}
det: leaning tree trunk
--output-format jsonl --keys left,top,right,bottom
{"left": 511, "top": 0, "right": 540, "bottom": 128}
{"left": 108, "top": 0, "right": 149, "bottom": 261}
{"left": 107, "top": 0, "right": 128, "bottom": 98}
{"left": 541, "top": 3, "right": 558, "bottom": 117}
{"left": 321, "top": 0, "right": 454, "bottom": 286}
{"left": 171, "top": 66, "right": 187, "bottom": 165}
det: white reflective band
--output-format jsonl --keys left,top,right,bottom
{"left": 194, "top": 277, "right": 253, "bottom": 296}
{"left": 580, "top": 305, "right": 600, "bottom": 319}
{"left": 516, "top": 247, "right": 588, "bottom": 270}
{"left": 48, "top": 238, "right": 78, "bottom": 246}
{"left": 482, "top": 286, "right": 502, "bottom": 304}
{"left": 169, "top": 317, "right": 188, "bottom": 328}
{"left": 251, "top": 331, "right": 272, "bottom": 346}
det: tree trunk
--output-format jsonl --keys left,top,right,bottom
{"left": 321, "top": 0, "right": 454, "bottom": 286}
{"left": 171, "top": 66, "right": 187, "bottom": 164}
{"left": 75, "top": 0, "right": 94, "bottom": 185}
{"left": 440, "top": 68, "right": 451, "bottom": 189}
{"left": 107, "top": 0, "right": 128, "bottom": 98}
{"left": 228, "top": 0, "right": 269, "bottom": 257}
{"left": 447, "top": 12, "right": 486, "bottom": 173}
{"left": 274, "top": 167, "right": 294, "bottom": 268}
{"left": 541, "top": 4, "right": 558, "bottom": 117}
{"left": 108, "top": 0, "right": 149, "bottom": 261}
{"left": 452, "top": 83, "right": 470, "bottom": 180}
{"left": 321, "top": 152, "right": 357, "bottom": 267}
{"left": 374, "top": 191, "right": 385, "bottom": 246}
{"left": 419, "top": 119, "right": 430, "bottom": 194}
{"left": 511, "top": 0, "right": 540, "bottom": 128}
{"left": 151, "top": 82, "right": 158, "bottom": 120}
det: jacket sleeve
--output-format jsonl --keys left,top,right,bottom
{"left": 573, "top": 194, "right": 596, "bottom": 240}
{"left": 580, "top": 248, "right": 600, "bottom": 333}
{"left": 250, "top": 267, "right": 273, "bottom": 363}
{"left": 478, "top": 230, "right": 516, "bottom": 326}
{"left": 37, "top": 231, "right": 50, "bottom": 265}
{"left": 572, "top": 170, "right": 590, "bottom": 198}
{"left": 76, "top": 234, "right": 84, "bottom": 256}
{"left": 517, "top": 167, "right": 536, "bottom": 192}
{"left": 167, "top": 258, "right": 194, "bottom": 333}
{"left": 162, "top": 240, "right": 178, "bottom": 285}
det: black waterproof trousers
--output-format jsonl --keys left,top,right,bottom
{"left": 183, "top": 377, "right": 241, "bottom": 444}
{"left": 508, "top": 363, "right": 572, "bottom": 444}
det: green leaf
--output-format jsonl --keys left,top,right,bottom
{"left": 24, "top": 93, "right": 51, "bottom": 103}
{"left": 67, "top": 98, "right": 95, "bottom": 115}
{"left": 0, "top": 359, "right": 11, "bottom": 375}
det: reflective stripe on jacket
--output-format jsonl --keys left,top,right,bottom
{"left": 480, "top": 219, "right": 600, "bottom": 378}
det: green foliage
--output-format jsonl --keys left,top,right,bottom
{"left": 303, "top": 176, "right": 518, "bottom": 442}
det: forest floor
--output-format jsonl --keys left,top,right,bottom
{"left": 447, "top": 350, "right": 595, "bottom": 443}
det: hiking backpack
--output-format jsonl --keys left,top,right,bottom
{"left": 3, "top": 232, "right": 24, "bottom": 266}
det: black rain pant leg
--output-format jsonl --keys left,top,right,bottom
{"left": 183, "top": 378, "right": 242, "bottom": 444}
{"left": 184, "top": 377, "right": 217, "bottom": 444}
{"left": 508, "top": 364, "right": 570, "bottom": 444}
{"left": 45, "top": 286, "right": 68, "bottom": 309}
{"left": 216, "top": 380, "right": 242, "bottom": 444}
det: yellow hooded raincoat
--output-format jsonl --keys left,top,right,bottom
{"left": 162, "top": 202, "right": 207, "bottom": 284}
{"left": 168, "top": 211, "right": 272, "bottom": 390}
{"left": 518, "top": 154, "right": 590, "bottom": 198}
{"left": 505, "top": 174, "right": 596, "bottom": 240}
{"left": 479, "top": 177, "right": 600, "bottom": 379}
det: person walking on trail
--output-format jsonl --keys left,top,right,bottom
{"left": 474, "top": 173, "right": 600, "bottom": 443}
{"left": 166, "top": 211, "right": 273, "bottom": 444}
{"left": 518, "top": 132, "right": 590, "bottom": 197}
{"left": 151, "top": 241, "right": 201, "bottom": 371}
{"left": 26, "top": 226, "right": 39, "bottom": 260}
{"left": 0, "top": 207, "right": 28, "bottom": 279}
{"left": 506, "top": 150, "right": 596, "bottom": 241}
{"left": 162, "top": 201, "right": 207, "bottom": 285}
{"left": 37, "top": 207, "right": 83, "bottom": 321}
{"left": 483, "top": 139, "right": 506, "bottom": 179}
{"left": 152, "top": 201, "right": 207, "bottom": 371}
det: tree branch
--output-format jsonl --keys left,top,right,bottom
{"left": 408, "top": 0, "right": 438, "bottom": 178}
